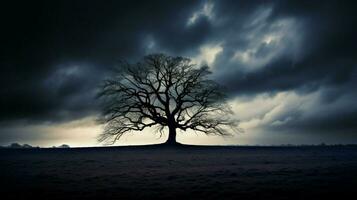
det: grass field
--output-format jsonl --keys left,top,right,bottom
{"left": 1, "top": 145, "right": 357, "bottom": 199}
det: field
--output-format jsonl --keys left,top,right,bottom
{"left": 1, "top": 145, "right": 357, "bottom": 199}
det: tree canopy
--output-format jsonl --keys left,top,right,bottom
{"left": 98, "top": 54, "right": 241, "bottom": 145}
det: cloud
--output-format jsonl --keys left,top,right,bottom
{"left": 0, "top": 0, "right": 203, "bottom": 123}
{"left": 232, "top": 85, "right": 357, "bottom": 136}
{"left": 192, "top": 43, "right": 223, "bottom": 66}
{"left": 187, "top": 1, "right": 215, "bottom": 26}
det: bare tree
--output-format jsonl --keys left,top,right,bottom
{"left": 98, "top": 54, "right": 241, "bottom": 145}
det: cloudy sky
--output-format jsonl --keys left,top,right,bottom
{"left": 1, "top": 0, "right": 357, "bottom": 147}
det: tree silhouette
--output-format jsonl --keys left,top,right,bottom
{"left": 98, "top": 54, "right": 241, "bottom": 145}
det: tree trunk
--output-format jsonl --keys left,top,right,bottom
{"left": 165, "top": 125, "right": 178, "bottom": 145}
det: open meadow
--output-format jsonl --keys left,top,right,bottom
{"left": 1, "top": 145, "right": 357, "bottom": 199}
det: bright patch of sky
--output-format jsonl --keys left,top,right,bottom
{"left": 192, "top": 43, "right": 223, "bottom": 67}
{"left": 187, "top": 1, "right": 214, "bottom": 26}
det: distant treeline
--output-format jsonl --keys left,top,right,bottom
{"left": 0, "top": 143, "right": 70, "bottom": 149}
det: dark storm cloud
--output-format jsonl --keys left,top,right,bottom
{"left": 0, "top": 0, "right": 204, "bottom": 123}
{"left": 1, "top": 0, "right": 357, "bottom": 143}
{"left": 205, "top": 0, "right": 357, "bottom": 135}
{"left": 212, "top": 0, "right": 357, "bottom": 94}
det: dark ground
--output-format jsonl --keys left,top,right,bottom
{"left": 1, "top": 145, "right": 357, "bottom": 200}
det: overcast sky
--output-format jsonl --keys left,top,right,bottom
{"left": 1, "top": 0, "right": 357, "bottom": 147}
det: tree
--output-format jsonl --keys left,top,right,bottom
{"left": 97, "top": 54, "right": 241, "bottom": 145}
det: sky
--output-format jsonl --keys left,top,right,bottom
{"left": 1, "top": 0, "right": 357, "bottom": 147}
